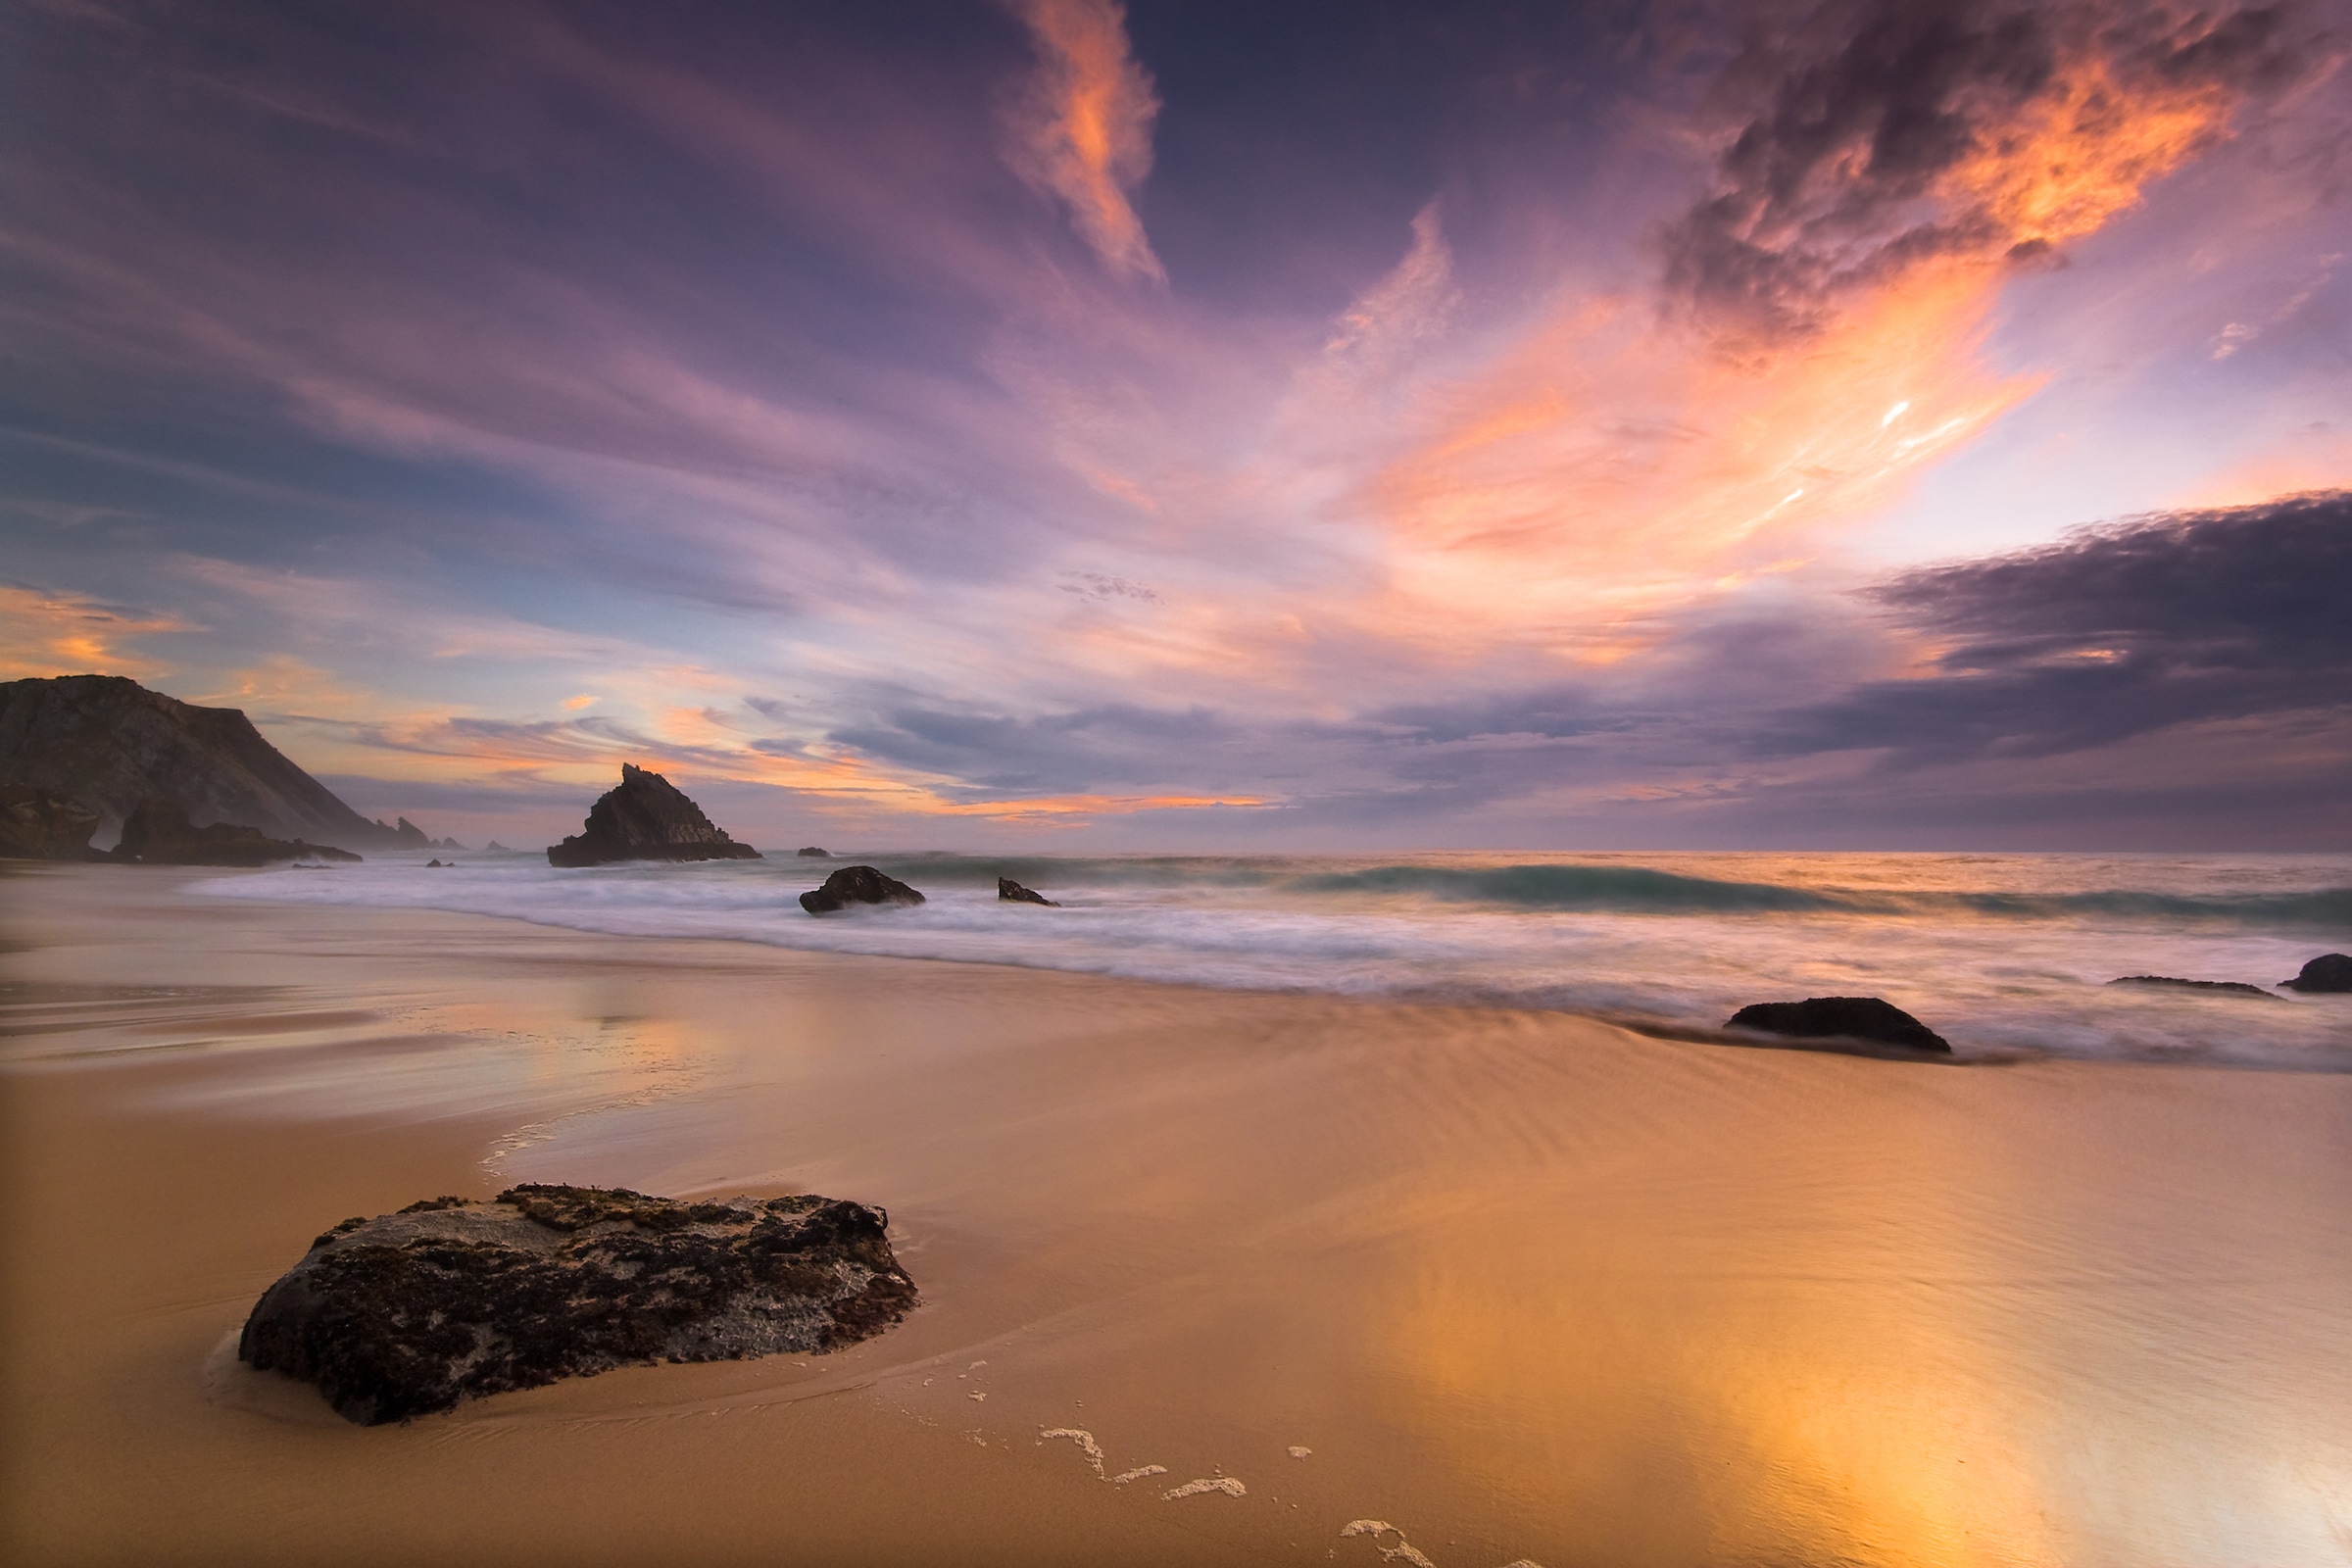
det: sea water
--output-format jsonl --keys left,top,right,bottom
{"left": 194, "top": 850, "right": 2352, "bottom": 1069}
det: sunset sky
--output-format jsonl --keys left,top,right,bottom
{"left": 5, "top": 0, "right": 2348, "bottom": 849}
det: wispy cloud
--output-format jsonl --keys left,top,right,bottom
{"left": 1004, "top": 0, "right": 1166, "bottom": 282}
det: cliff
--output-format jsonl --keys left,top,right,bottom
{"left": 0, "top": 674, "right": 398, "bottom": 850}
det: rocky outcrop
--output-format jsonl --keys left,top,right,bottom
{"left": 239, "top": 1184, "right": 916, "bottom": 1426}
{"left": 797, "top": 846, "right": 832, "bottom": 858}
{"left": 1725, "top": 996, "right": 1950, "bottom": 1053}
{"left": 0, "top": 786, "right": 102, "bottom": 859}
{"left": 546, "top": 764, "right": 762, "bottom": 867}
{"left": 998, "top": 877, "right": 1058, "bottom": 906}
{"left": 0, "top": 674, "right": 419, "bottom": 849}
{"left": 2110, "top": 976, "right": 2272, "bottom": 997}
{"left": 2282, "top": 955, "right": 2352, "bottom": 994}
{"left": 113, "top": 799, "right": 362, "bottom": 865}
{"left": 800, "top": 865, "right": 925, "bottom": 913}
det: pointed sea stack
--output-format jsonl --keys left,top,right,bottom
{"left": 547, "top": 764, "right": 762, "bottom": 867}
{"left": 998, "top": 877, "right": 1057, "bottom": 906}
{"left": 800, "top": 865, "right": 925, "bottom": 913}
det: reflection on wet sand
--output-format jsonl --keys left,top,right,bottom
{"left": 3, "top": 864, "right": 2346, "bottom": 1567}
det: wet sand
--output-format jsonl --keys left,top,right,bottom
{"left": 3, "top": 862, "right": 2348, "bottom": 1568}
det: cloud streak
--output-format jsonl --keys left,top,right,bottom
{"left": 1004, "top": 0, "right": 1166, "bottom": 282}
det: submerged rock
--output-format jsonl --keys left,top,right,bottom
{"left": 799, "top": 864, "right": 925, "bottom": 913}
{"left": 239, "top": 1183, "right": 916, "bottom": 1426}
{"left": 2110, "top": 975, "right": 2273, "bottom": 997}
{"left": 998, "top": 877, "right": 1058, "bottom": 906}
{"left": 547, "top": 764, "right": 762, "bottom": 867}
{"left": 2282, "top": 954, "right": 2352, "bottom": 994}
{"left": 1725, "top": 996, "right": 1950, "bottom": 1053}
{"left": 113, "top": 799, "right": 361, "bottom": 865}
{"left": 796, "top": 846, "right": 832, "bottom": 858}
{"left": 0, "top": 785, "right": 102, "bottom": 859}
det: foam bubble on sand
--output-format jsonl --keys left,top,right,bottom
{"left": 968, "top": 1391, "right": 986, "bottom": 1401}
{"left": 1289, "top": 1445, "right": 1312, "bottom": 1458}
{"left": 1342, "top": 1521, "right": 1438, "bottom": 1568}
{"left": 1164, "top": 1477, "right": 1247, "bottom": 1499}
{"left": 1111, "top": 1465, "right": 1166, "bottom": 1485}
{"left": 1039, "top": 1428, "right": 1104, "bottom": 1478}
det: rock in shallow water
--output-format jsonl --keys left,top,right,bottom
{"left": 799, "top": 864, "right": 925, "bottom": 912}
{"left": 238, "top": 1184, "right": 916, "bottom": 1425}
{"left": 546, "top": 764, "right": 761, "bottom": 867}
{"left": 1725, "top": 996, "right": 1951, "bottom": 1053}
{"left": 2110, "top": 975, "right": 2273, "bottom": 997}
{"left": 2282, "top": 954, "right": 2352, "bottom": 994}
{"left": 998, "top": 876, "right": 1058, "bottom": 906}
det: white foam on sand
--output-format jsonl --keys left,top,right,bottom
{"left": 1164, "top": 1477, "right": 1246, "bottom": 1499}
{"left": 1342, "top": 1520, "right": 1439, "bottom": 1568}
{"left": 1288, "top": 1445, "right": 1312, "bottom": 1458}
{"left": 1038, "top": 1427, "right": 1104, "bottom": 1478}
{"left": 1110, "top": 1465, "right": 1166, "bottom": 1485}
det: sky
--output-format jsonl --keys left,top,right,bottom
{"left": 4, "top": 0, "right": 2349, "bottom": 851}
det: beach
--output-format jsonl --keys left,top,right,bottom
{"left": 4, "top": 862, "right": 2349, "bottom": 1567}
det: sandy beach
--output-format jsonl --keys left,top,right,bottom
{"left": 3, "top": 861, "right": 2348, "bottom": 1568}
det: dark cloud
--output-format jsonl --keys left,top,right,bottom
{"left": 1662, "top": 0, "right": 2321, "bottom": 339}
{"left": 1761, "top": 490, "right": 2352, "bottom": 762}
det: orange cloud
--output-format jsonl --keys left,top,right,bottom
{"left": 0, "top": 585, "right": 187, "bottom": 679}
{"left": 1006, "top": 0, "right": 1164, "bottom": 282}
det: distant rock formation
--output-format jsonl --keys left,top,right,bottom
{"left": 546, "top": 764, "right": 762, "bottom": 867}
{"left": 800, "top": 864, "right": 925, "bottom": 913}
{"left": 1726, "top": 997, "right": 1950, "bottom": 1053}
{"left": 238, "top": 1184, "right": 916, "bottom": 1425}
{"left": 114, "top": 799, "right": 362, "bottom": 865}
{"left": 484, "top": 840, "right": 512, "bottom": 854}
{"left": 2282, "top": 955, "right": 2352, "bottom": 994}
{"left": 0, "top": 785, "right": 102, "bottom": 859}
{"left": 0, "top": 674, "right": 434, "bottom": 850}
{"left": 998, "top": 876, "right": 1058, "bottom": 906}
{"left": 796, "top": 846, "right": 832, "bottom": 858}
{"left": 2110, "top": 975, "right": 2273, "bottom": 997}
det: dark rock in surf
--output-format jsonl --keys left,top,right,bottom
{"left": 1726, "top": 996, "right": 1950, "bottom": 1053}
{"left": 2282, "top": 954, "right": 2352, "bottom": 994}
{"left": 0, "top": 785, "right": 103, "bottom": 859}
{"left": 238, "top": 1183, "right": 916, "bottom": 1426}
{"left": 546, "top": 764, "right": 762, "bottom": 867}
{"left": 998, "top": 877, "right": 1058, "bottom": 906}
{"left": 2110, "top": 975, "right": 2273, "bottom": 997}
{"left": 425, "top": 858, "right": 448, "bottom": 868}
{"left": 796, "top": 846, "right": 832, "bottom": 858}
{"left": 113, "top": 799, "right": 361, "bottom": 865}
{"left": 799, "top": 864, "right": 925, "bottom": 913}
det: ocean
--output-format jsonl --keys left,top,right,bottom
{"left": 195, "top": 849, "right": 2352, "bottom": 1070}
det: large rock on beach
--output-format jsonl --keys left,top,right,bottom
{"left": 239, "top": 1184, "right": 917, "bottom": 1426}
{"left": 2282, "top": 954, "right": 2352, "bottom": 994}
{"left": 998, "top": 876, "right": 1058, "bottom": 906}
{"left": 1726, "top": 996, "right": 1950, "bottom": 1053}
{"left": 800, "top": 864, "right": 926, "bottom": 913}
{"left": 0, "top": 785, "right": 102, "bottom": 859}
{"left": 547, "top": 763, "right": 762, "bottom": 867}
{"left": 113, "top": 799, "right": 361, "bottom": 865}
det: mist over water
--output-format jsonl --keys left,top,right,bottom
{"left": 198, "top": 851, "right": 2352, "bottom": 1070}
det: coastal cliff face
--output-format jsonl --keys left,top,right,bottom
{"left": 0, "top": 674, "right": 391, "bottom": 849}
{"left": 0, "top": 785, "right": 102, "bottom": 859}
{"left": 547, "top": 764, "right": 762, "bottom": 866}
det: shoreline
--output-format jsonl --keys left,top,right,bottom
{"left": 5, "top": 863, "right": 2350, "bottom": 1566}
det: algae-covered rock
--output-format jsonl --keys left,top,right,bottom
{"left": 239, "top": 1183, "right": 916, "bottom": 1424}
